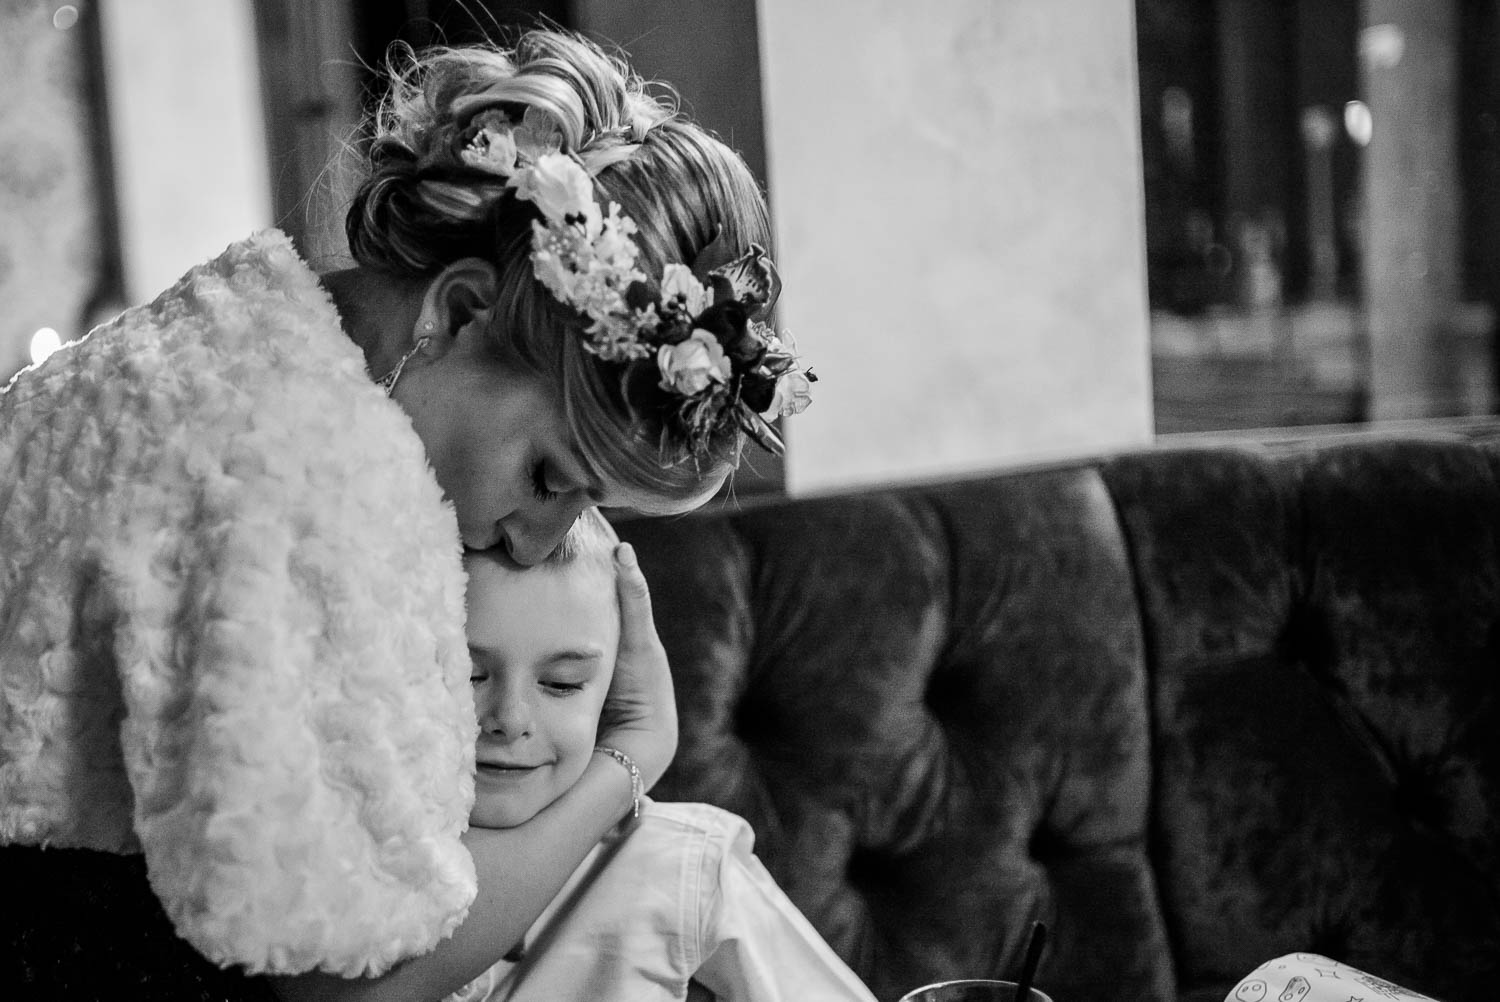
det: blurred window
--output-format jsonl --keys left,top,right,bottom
{"left": 1137, "top": 0, "right": 1500, "bottom": 432}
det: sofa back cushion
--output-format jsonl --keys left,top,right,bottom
{"left": 619, "top": 468, "right": 1173, "bottom": 1002}
{"left": 1103, "top": 440, "right": 1500, "bottom": 1002}
{"left": 620, "top": 435, "right": 1500, "bottom": 1002}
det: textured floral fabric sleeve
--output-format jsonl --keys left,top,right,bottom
{"left": 0, "top": 232, "right": 479, "bottom": 977}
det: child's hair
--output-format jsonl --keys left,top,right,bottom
{"left": 546, "top": 506, "right": 619, "bottom": 571}
{"left": 346, "top": 30, "right": 773, "bottom": 513}
{"left": 463, "top": 509, "right": 620, "bottom": 667}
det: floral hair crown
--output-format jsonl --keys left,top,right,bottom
{"left": 456, "top": 106, "right": 815, "bottom": 460}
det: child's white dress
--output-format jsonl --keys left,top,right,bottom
{"left": 449, "top": 799, "right": 878, "bottom": 1002}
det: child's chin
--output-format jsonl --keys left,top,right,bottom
{"left": 469, "top": 804, "right": 542, "bottom": 829}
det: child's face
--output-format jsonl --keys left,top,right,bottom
{"left": 464, "top": 556, "right": 619, "bottom": 828}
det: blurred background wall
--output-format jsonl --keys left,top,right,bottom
{"left": 0, "top": 1, "right": 272, "bottom": 375}
{"left": 758, "top": 0, "right": 1152, "bottom": 493}
{"left": 5, "top": 0, "right": 1500, "bottom": 497}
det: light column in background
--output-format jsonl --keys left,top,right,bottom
{"left": 758, "top": 0, "right": 1153, "bottom": 494}
{"left": 100, "top": 0, "right": 272, "bottom": 302}
{"left": 1359, "top": 1, "right": 1464, "bottom": 419}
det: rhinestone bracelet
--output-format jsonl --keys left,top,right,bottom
{"left": 593, "top": 745, "right": 642, "bottom": 819}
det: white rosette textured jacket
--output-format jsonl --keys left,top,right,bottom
{"left": 0, "top": 231, "right": 478, "bottom": 976}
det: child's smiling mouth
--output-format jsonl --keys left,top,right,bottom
{"left": 477, "top": 761, "right": 542, "bottom": 774}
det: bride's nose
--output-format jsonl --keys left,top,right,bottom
{"left": 502, "top": 501, "right": 587, "bottom": 566}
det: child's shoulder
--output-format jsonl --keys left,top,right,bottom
{"left": 636, "top": 800, "right": 756, "bottom": 853}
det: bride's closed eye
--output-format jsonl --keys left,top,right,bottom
{"left": 530, "top": 460, "right": 560, "bottom": 503}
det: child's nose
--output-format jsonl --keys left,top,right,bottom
{"left": 477, "top": 685, "right": 533, "bottom": 739}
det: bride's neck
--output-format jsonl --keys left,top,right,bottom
{"left": 319, "top": 266, "right": 426, "bottom": 374}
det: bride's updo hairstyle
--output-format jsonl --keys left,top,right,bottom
{"left": 346, "top": 30, "right": 774, "bottom": 512}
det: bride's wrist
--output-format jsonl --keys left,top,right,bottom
{"left": 579, "top": 747, "right": 640, "bottom": 821}
{"left": 592, "top": 746, "right": 643, "bottom": 818}
{"left": 595, "top": 722, "right": 675, "bottom": 791}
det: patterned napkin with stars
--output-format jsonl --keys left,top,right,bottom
{"left": 1226, "top": 953, "right": 1438, "bottom": 1002}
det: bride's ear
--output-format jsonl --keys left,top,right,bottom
{"left": 413, "top": 258, "right": 500, "bottom": 352}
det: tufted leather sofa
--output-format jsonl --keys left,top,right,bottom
{"left": 617, "top": 427, "right": 1500, "bottom": 1002}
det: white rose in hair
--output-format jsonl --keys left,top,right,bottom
{"left": 763, "top": 369, "right": 814, "bottom": 418}
{"left": 657, "top": 330, "right": 731, "bottom": 396}
{"left": 660, "top": 264, "right": 710, "bottom": 316}
{"left": 512, "top": 152, "right": 595, "bottom": 225}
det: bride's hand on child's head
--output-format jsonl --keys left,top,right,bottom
{"left": 600, "top": 542, "right": 678, "bottom": 789}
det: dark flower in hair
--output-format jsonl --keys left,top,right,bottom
{"left": 464, "top": 145, "right": 812, "bottom": 459}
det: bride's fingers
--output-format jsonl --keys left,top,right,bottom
{"left": 614, "top": 543, "right": 660, "bottom": 652}
{"left": 605, "top": 542, "right": 677, "bottom": 788}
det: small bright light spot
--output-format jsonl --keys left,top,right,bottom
{"left": 1300, "top": 105, "right": 1337, "bottom": 150}
{"left": 1344, "top": 100, "right": 1374, "bottom": 147}
{"left": 1161, "top": 87, "right": 1193, "bottom": 134}
{"left": 1161, "top": 86, "right": 1195, "bottom": 162}
{"left": 1360, "top": 23, "right": 1405, "bottom": 69}
{"left": 30, "top": 327, "right": 63, "bottom": 365}
{"left": 52, "top": 5, "right": 79, "bottom": 30}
